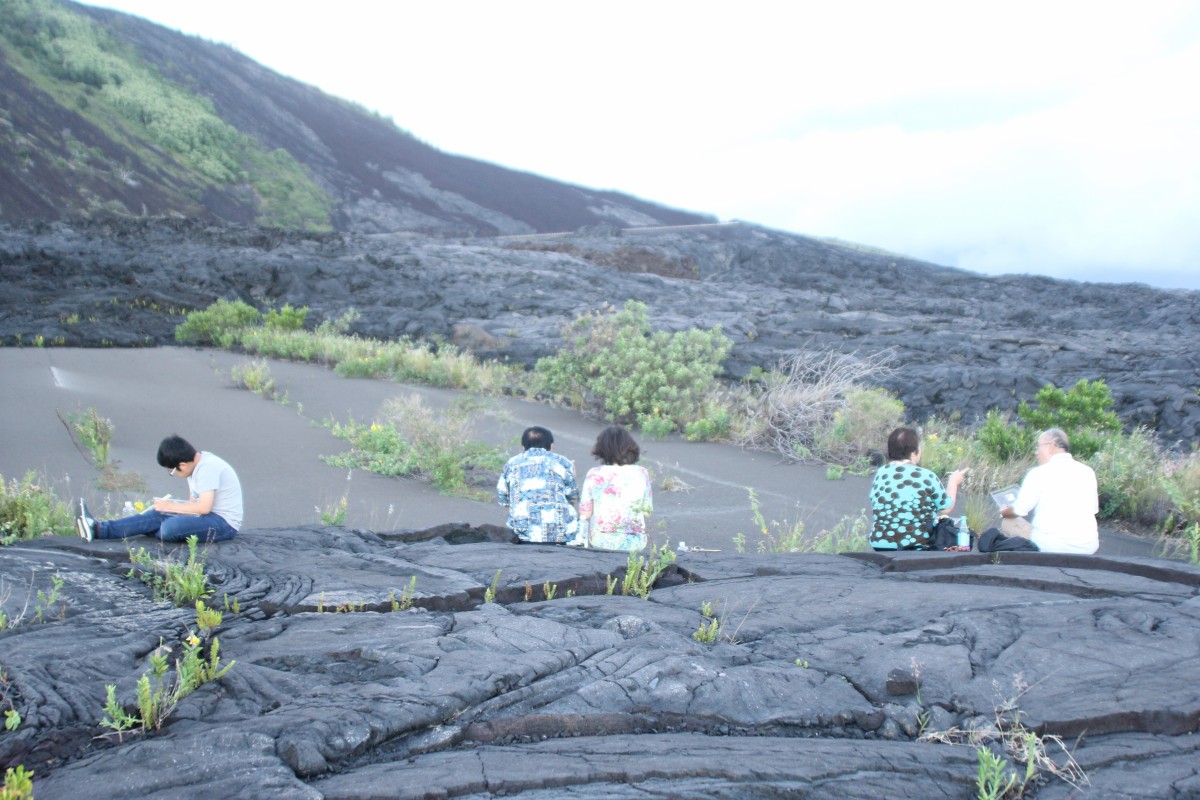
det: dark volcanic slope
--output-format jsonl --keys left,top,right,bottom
{"left": 0, "top": 0, "right": 713, "bottom": 235}
{"left": 1, "top": 218, "right": 1197, "bottom": 443}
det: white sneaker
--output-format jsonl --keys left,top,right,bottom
{"left": 76, "top": 499, "right": 96, "bottom": 542}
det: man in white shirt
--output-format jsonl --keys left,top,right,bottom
{"left": 999, "top": 428, "right": 1099, "bottom": 554}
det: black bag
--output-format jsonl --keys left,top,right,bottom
{"left": 929, "top": 517, "right": 971, "bottom": 551}
{"left": 977, "top": 527, "right": 1039, "bottom": 552}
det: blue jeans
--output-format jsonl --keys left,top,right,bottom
{"left": 97, "top": 509, "right": 238, "bottom": 543}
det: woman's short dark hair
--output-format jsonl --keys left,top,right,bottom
{"left": 157, "top": 434, "right": 198, "bottom": 469}
{"left": 886, "top": 427, "right": 920, "bottom": 461}
{"left": 592, "top": 425, "right": 640, "bottom": 466}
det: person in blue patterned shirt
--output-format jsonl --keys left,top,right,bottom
{"left": 496, "top": 426, "right": 581, "bottom": 544}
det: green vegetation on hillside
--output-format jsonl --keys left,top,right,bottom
{"left": 0, "top": 0, "right": 332, "bottom": 228}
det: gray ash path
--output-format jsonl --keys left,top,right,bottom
{"left": 2, "top": 527, "right": 1198, "bottom": 798}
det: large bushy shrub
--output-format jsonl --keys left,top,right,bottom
{"left": 535, "top": 301, "right": 732, "bottom": 437}
{"left": 977, "top": 379, "right": 1121, "bottom": 463}
{"left": 174, "top": 299, "right": 261, "bottom": 346}
{"left": 1016, "top": 379, "right": 1121, "bottom": 460}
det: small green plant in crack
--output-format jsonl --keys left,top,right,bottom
{"left": 2, "top": 671, "right": 21, "bottom": 732}
{"left": 126, "top": 535, "right": 210, "bottom": 606}
{"left": 101, "top": 607, "right": 236, "bottom": 737}
{"left": 542, "top": 581, "right": 558, "bottom": 601}
{"left": 620, "top": 545, "right": 676, "bottom": 599}
{"left": 99, "top": 684, "right": 140, "bottom": 740}
{"left": 390, "top": 576, "right": 417, "bottom": 611}
{"left": 194, "top": 599, "right": 222, "bottom": 638}
{"left": 484, "top": 570, "right": 502, "bottom": 604}
{"left": 692, "top": 599, "right": 722, "bottom": 643}
{"left": 2, "top": 764, "right": 34, "bottom": 800}
{"left": 921, "top": 674, "right": 1087, "bottom": 796}
{"left": 1, "top": 572, "right": 67, "bottom": 629}
{"left": 693, "top": 617, "right": 721, "bottom": 643}
{"left": 911, "top": 658, "right": 931, "bottom": 736}
{"left": 975, "top": 746, "right": 1017, "bottom": 800}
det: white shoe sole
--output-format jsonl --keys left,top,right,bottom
{"left": 76, "top": 499, "right": 93, "bottom": 542}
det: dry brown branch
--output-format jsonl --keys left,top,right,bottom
{"left": 739, "top": 348, "right": 896, "bottom": 462}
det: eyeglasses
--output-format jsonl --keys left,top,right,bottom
{"left": 169, "top": 466, "right": 178, "bottom": 476}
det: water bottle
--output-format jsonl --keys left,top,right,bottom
{"left": 122, "top": 501, "right": 135, "bottom": 516}
{"left": 956, "top": 517, "right": 970, "bottom": 549}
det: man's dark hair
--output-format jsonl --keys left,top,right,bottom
{"left": 157, "top": 434, "right": 198, "bottom": 469}
{"left": 887, "top": 427, "right": 921, "bottom": 461}
{"left": 592, "top": 425, "right": 640, "bottom": 466}
{"left": 521, "top": 426, "right": 554, "bottom": 450}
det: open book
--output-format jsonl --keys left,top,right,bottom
{"left": 155, "top": 495, "right": 200, "bottom": 516}
{"left": 991, "top": 485, "right": 1019, "bottom": 510}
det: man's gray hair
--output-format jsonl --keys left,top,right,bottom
{"left": 1041, "top": 428, "right": 1070, "bottom": 452}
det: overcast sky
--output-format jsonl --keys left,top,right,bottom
{"left": 80, "top": 1, "right": 1200, "bottom": 290}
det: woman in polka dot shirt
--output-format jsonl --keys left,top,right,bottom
{"left": 869, "top": 427, "right": 968, "bottom": 550}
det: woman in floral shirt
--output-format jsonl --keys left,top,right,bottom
{"left": 579, "top": 425, "right": 653, "bottom": 551}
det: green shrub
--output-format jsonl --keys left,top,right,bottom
{"left": 263, "top": 304, "right": 309, "bottom": 331}
{"left": 977, "top": 380, "right": 1122, "bottom": 465}
{"left": 816, "top": 387, "right": 904, "bottom": 465}
{"left": 638, "top": 413, "right": 676, "bottom": 439}
{"left": 229, "top": 359, "right": 277, "bottom": 398}
{"left": 323, "top": 397, "right": 505, "bottom": 499}
{"left": 0, "top": 471, "right": 74, "bottom": 544}
{"left": 977, "top": 409, "right": 1035, "bottom": 464}
{"left": 174, "top": 299, "right": 261, "bottom": 346}
{"left": 1016, "top": 379, "right": 1121, "bottom": 460}
{"left": 536, "top": 301, "right": 732, "bottom": 434}
{"left": 684, "top": 408, "right": 732, "bottom": 442}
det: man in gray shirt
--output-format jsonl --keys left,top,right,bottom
{"left": 76, "top": 434, "right": 243, "bottom": 543}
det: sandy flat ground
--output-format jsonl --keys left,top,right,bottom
{"left": 0, "top": 347, "right": 1160, "bottom": 556}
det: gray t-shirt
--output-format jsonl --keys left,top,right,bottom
{"left": 188, "top": 451, "right": 243, "bottom": 530}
